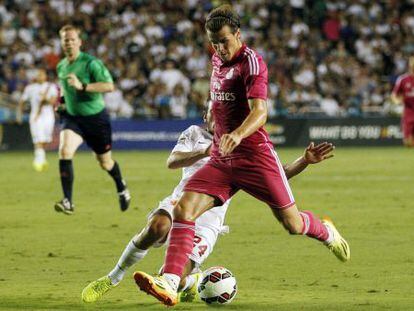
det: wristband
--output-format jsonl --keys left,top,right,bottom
{"left": 82, "top": 83, "right": 88, "bottom": 91}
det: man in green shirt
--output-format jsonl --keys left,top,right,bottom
{"left": 55, "top": 24, "right": 130, "bottom": 215}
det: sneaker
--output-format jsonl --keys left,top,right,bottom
{"left": 322, "top": 217, "right": 350, "bottom": 262}
{"left": 118, "top": 181, "right": 131, "bottom": 212}
{"left": 54, "top": 198, "right": 74, "bottom": 215}
{"left": 133, "top": 271, "right": 178, "bottom": 306}
{"left": 82, "top": 276, "right": 116, "bottom": 303}
{"left": 33, "top": 162, "right": 44, "bottom": 172}
{"left": 178, "top": 273, "right": 202, "bottom": 302}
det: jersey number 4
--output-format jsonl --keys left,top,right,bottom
{"left": 193, "top": 235, "right": 208, "bottom": 257}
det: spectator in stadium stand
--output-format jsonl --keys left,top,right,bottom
{"left": 1, "top": 1, "right": 414, "bottom": 119}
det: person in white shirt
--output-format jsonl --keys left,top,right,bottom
{"left": 82, "top": 103, "right": 335, "bottom": 303}
{"left": 18, "top": 69, "right": 58, "bottom": 171}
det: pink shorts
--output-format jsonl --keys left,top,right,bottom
{"left": 184, "top": 145, "right": 295, "bottom": 209}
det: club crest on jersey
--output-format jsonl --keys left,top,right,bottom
{"left": 225, "top": 68, "right": 234, "bottom": 79}
{"left": 212, "top": 81, "right": 221, "bottom": 91}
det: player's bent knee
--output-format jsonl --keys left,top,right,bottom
{"left": 148, "top": 215, "right": 172, "bottom": 241}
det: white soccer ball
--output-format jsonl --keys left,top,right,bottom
{"left": 198, "top": 266, "right": 237, "bottom": 305}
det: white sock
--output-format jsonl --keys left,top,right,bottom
{"left": 179, "top": 274, "right": 197, "bottom": 292}
{"left": 108, "top": 240, "right": 148, "bottom": 285}
{"left": 34, "top": 148, "right": 45, "bottom": 164}
{"left": 163, "top": 273, "right": 180, "bottom": 292}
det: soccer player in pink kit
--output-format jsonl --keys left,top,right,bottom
{"left": 134, "top": 5, "right": 350, "bottom": 306}
{"left": 391, "top": 56, "right": 414, "bottom": 147}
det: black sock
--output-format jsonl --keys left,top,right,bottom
{"left": 59, "top": 159, "right": 73, "bottom": 202}
{"left": 107, "top": 161, "right": 125, "bottom": 192}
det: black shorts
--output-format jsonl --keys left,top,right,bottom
{"left": 60, "top": 110, "right": 112, "bottom": 154}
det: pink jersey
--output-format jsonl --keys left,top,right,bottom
{"left": 392, "top": 73, "right": 414, "bottom": 117}
{"left": 210, "top": 44, "right": 270, "bottom": 158}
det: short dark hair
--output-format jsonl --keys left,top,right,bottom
{"left": 205, "top": 5, "right": 240, "bottom": 34}
{"left": 59, "top": 24, "right": 81, "bottom": 37}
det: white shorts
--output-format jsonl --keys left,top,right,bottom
{"left": 30, "top": 114, "right": 55, "bottom": 144}
{"left": 148, "top": 195, "right": 228, "bottom": 267}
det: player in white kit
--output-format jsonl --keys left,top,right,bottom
{"left": 82, "top": 104, "right": 335, "bottom": 303}
{"left": 18, "top": 69, "right": 58, "bottom": 171}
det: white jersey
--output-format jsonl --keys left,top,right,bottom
{"left": 170, "top": 125, "right": 230, "bottom": 230}
{"left": 21, "top": 82, "right": 58, "bottom": 121}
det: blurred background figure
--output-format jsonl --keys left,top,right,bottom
{"left": 1, "top": 1, "right": 413, "bottom": 120}
{"left": 17, "top": 69, "right": 58, "bottom": 171}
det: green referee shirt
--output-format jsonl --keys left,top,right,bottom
{"left": 57, "top": 52, "right": 113, "bottom": 116}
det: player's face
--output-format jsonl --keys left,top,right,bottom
{"left": 207, "top": 25, "right": 242, "bottom": 62}
{"left": 60, "top": 30, "right": 82, "bottom": 56}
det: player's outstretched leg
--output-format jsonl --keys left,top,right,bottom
{"left": 322, "top": 217, "right": 350, "bottom": 262}
{"left": 82, "top": 212, "right": 171, "bottom": 302}
{"left": 98, "top": 153, "right": 131, "bottom": 211}
{"left": 299, "top": 211, "right": 350, "bottom": 262}
{"left": 55, "top": 159, "right": 75, "bottom": 214}
{"left": 117, "top": 180, "right": 131, "bottom": 212}
{"left": 274, "top": 206, "right": 350, "bottom": 262}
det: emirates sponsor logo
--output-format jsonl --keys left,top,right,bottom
{"left": 210, "top": 91, "right": 236, "bottom": 101}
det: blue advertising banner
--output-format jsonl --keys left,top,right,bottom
{"left": 111, "top": 118, "right": 203, "bottom": 150}
{"left": 1, "top": 117, "right": 402, "bottom": 151}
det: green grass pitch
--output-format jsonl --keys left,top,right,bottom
{"left": 1, "top": 147, "right": 413, "bottom": 310}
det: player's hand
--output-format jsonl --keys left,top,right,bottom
{"left": 66, "top": 73, "right": 82, "bottom": 90}
{"left": 303, "top": 142, "right": 334, "bottom": 164}
{"left": 219, "top": 132, "right": 242, "bottom": 156}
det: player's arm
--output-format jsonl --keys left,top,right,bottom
{"left": 16, "top": 98, "right": 26, "bottom": 124}
{"left": 283, "top": 142, "right": 334, "bottom": 180}
{"left": 167, "top": 144, "right": 211, "bottom": 169}
{"left": 391, "top": 77, "right": 403, "bottom": 105}
{"left": 66, "top": 59, "right": 114, "bottom": 93}
{"left": 35, "top": 92, "right": 58, "bottom": 120}
{"left": 66, "top": 73, "right": 114, "bottom": 93}
{"left": 390, "top": 92, "right": 403, "bottom": 105}
{"left": 219, "top": 98, "right": 267, "bottom": 156}
{"left": 16, "top": 87, "right": 29, "bottom": 124}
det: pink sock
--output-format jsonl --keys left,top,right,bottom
{"left": 163, "top": 219, "right": 195, "bottom": 277}
{"left": 300, "top": 211, "right": 329, "bottom": 242}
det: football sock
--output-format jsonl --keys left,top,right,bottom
{"left": 108, "top": 240, "right": 148, "bottom": 285}
{"left": 179, "top": 274, "right": 197, "bottom": 292}
{"left": 34, "top": 147, "right": 46, "bottom": 164}
{"left": 163, "top": 273, "right": 181, "bottom": 292}
{"left": 59, "top": 159, "right": 73, "bottom": 202}
{"left": 300, "top": 211, "right": 329, "bottom": 242}
{"left": 163, "top": 220, "right": 195, "bottom": 292}
{"left": 107, "top": 161, "right": 126, "bottom": 192}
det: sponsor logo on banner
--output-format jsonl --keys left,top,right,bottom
{"left": 309, "top": 125, "right": 403, "bottom": 140}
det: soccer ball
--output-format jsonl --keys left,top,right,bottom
{"left": 198, "top": 266, "right": 237, "bottom": 304}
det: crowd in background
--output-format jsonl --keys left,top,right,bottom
{"left": 0, "top": 0, "right": 412, "bottom": 119}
